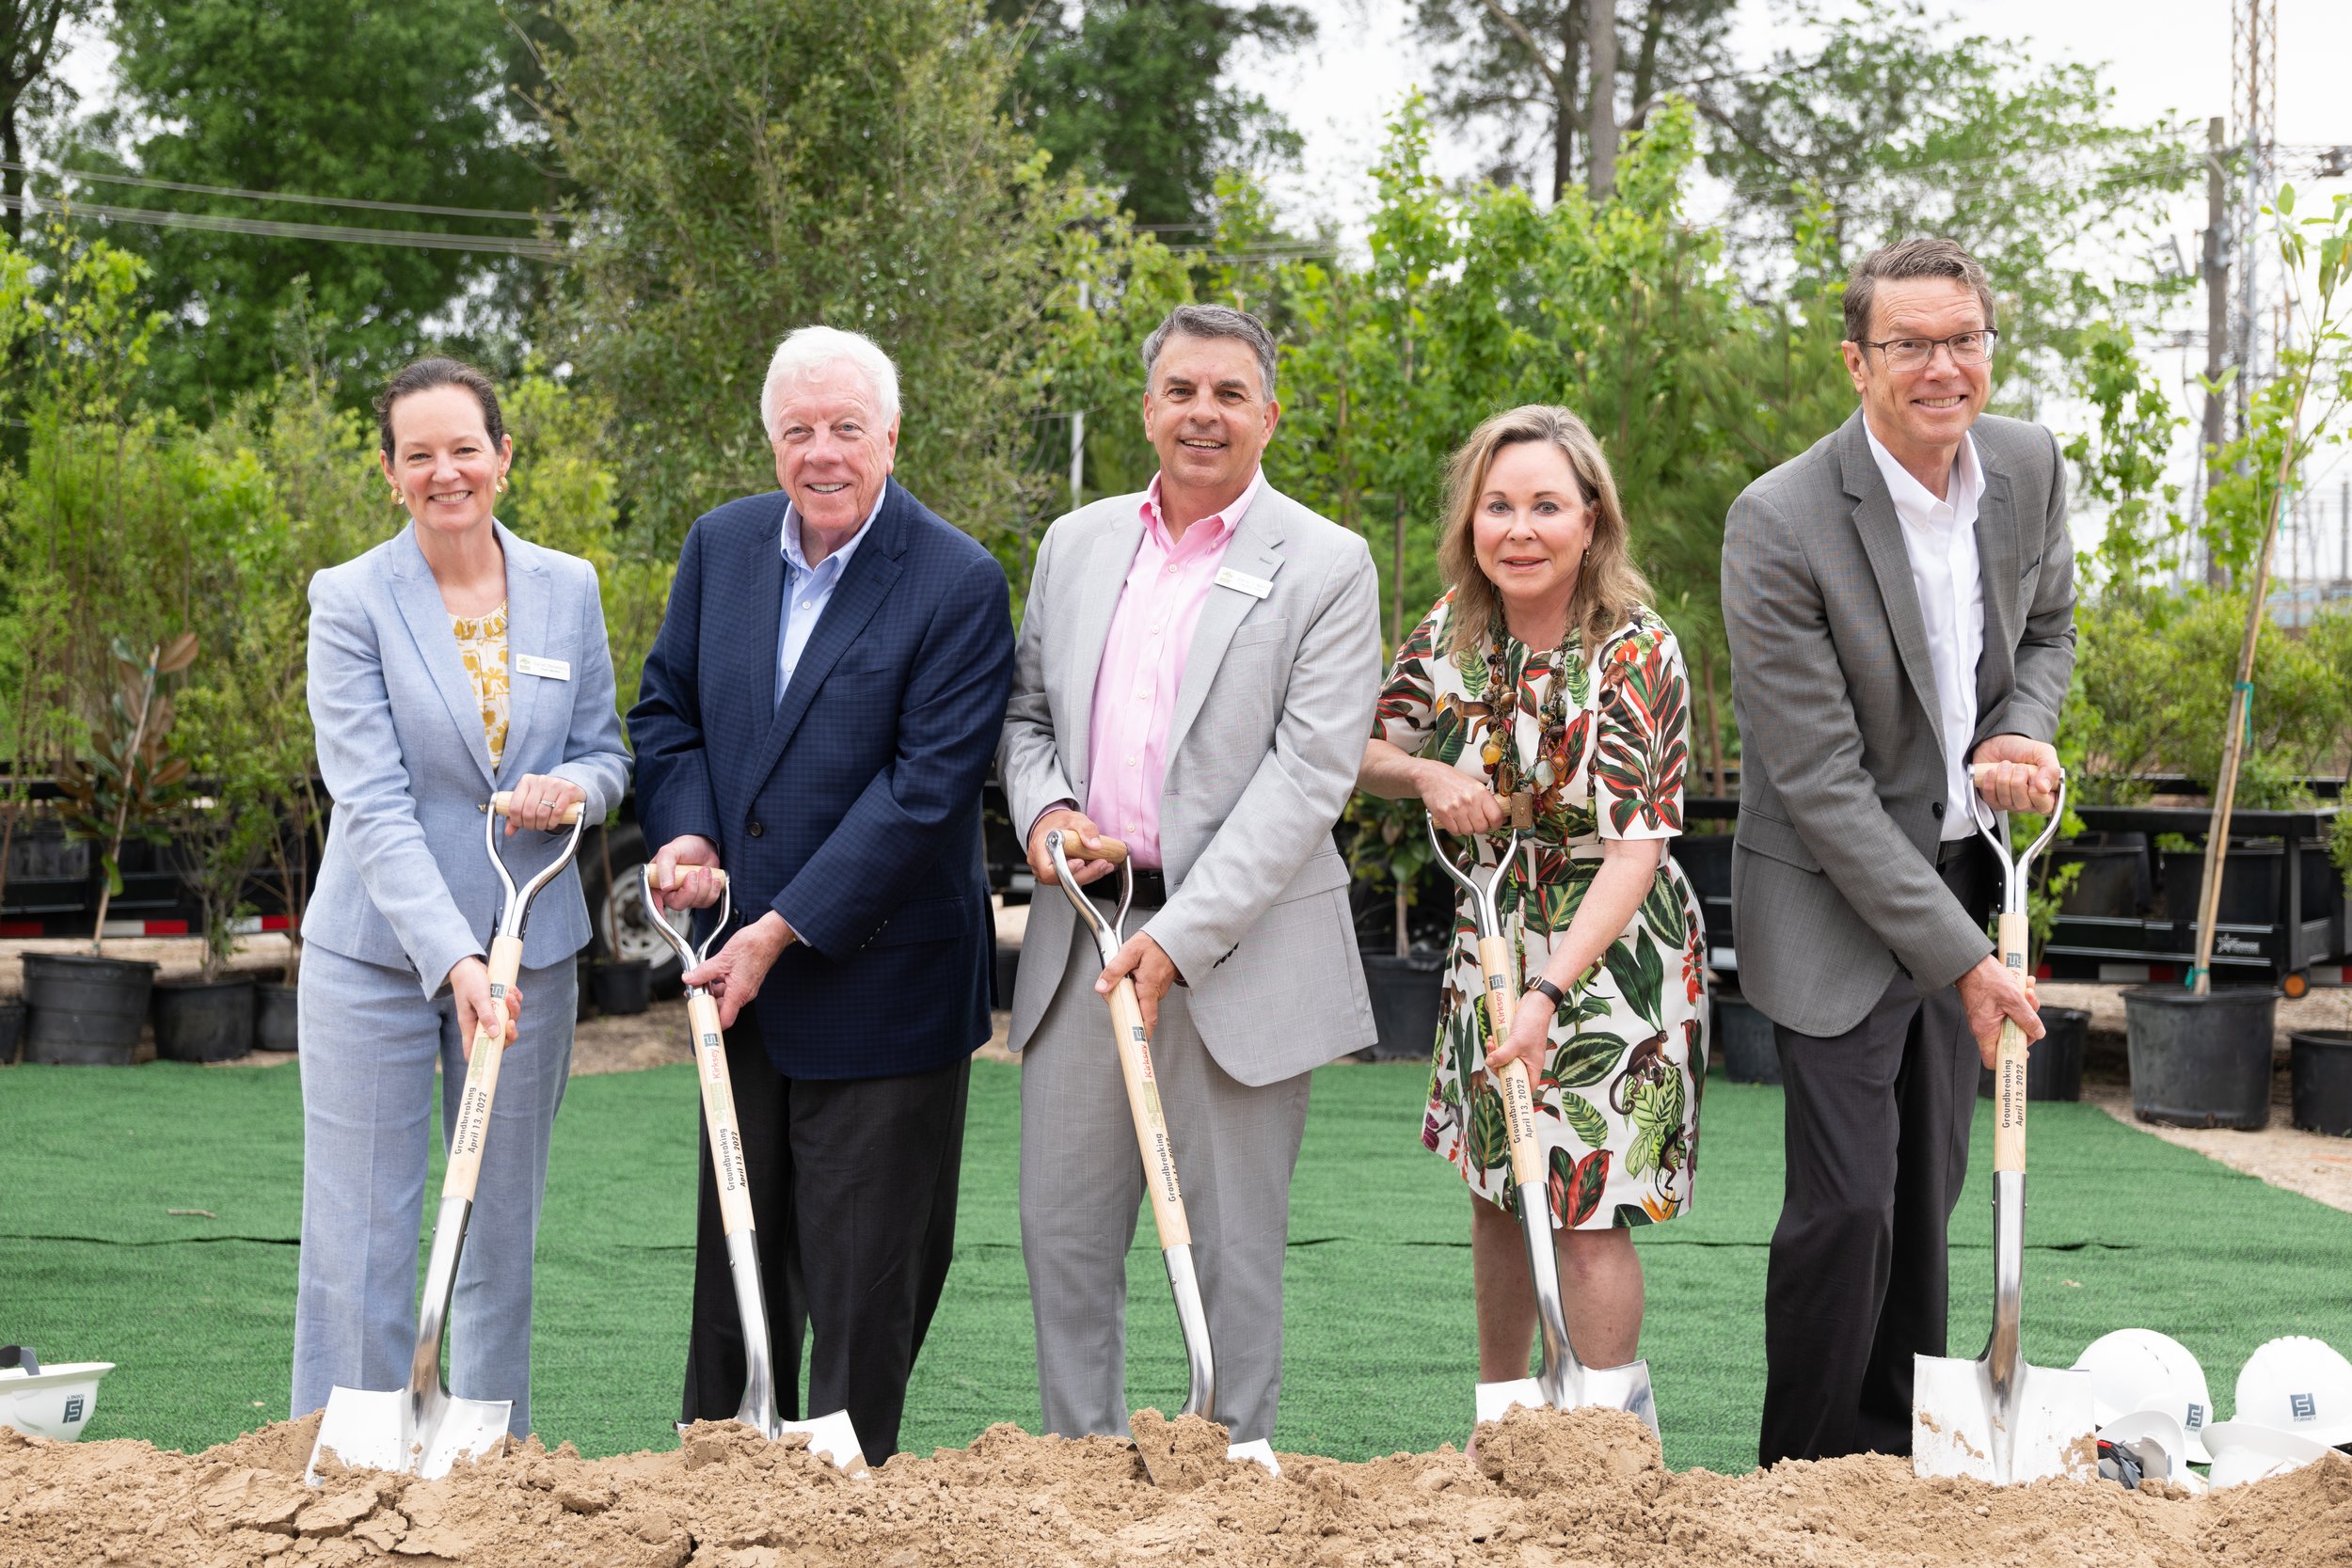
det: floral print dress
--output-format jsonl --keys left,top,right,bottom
{"left": 1374, "top": 592, "right": 1709, "bottom": 1230}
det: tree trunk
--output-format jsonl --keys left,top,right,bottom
{"left": 1586, "top": 0, "right": 1619, "bottom": 199}
{"left": 1626, "top": 0, "right": 1668, "bottom": 130}
{"left": 1550, "top": 1, "right": 1584, "bottom": 204}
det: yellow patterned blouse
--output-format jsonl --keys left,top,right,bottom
{"left": 450, "top": 603, "right": 511, "bottom": 768}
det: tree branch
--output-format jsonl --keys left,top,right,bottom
{"left": 1477, "top": 0, "right": 1562, "bottom": 93}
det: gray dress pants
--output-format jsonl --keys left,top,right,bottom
{"left": 1018, "top": 897, "right": 1312, "bottom": 1446}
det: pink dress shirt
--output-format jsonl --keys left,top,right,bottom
{"left": 1081, "top": 468, "right": 1262, "bottom": 869}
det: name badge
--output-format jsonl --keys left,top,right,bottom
{"left": 514, "top": 654, "right": 571, "bottom": 681}
{"left": 1215, "top": 566, "right": 1274, "bottom": 600}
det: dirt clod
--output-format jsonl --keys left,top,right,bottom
{"left": 4, "top": 1405, "right": 2349, "bottom": 1566}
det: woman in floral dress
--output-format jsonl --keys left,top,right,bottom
{"left": 1359, "top": 404, "right": 1708, "bottom": 1383}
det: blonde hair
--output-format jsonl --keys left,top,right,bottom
{"left": 1436, "top": 404, "right": 1653, "bottom": 658}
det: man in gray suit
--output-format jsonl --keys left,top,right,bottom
{"left": 998, "top": 304, "right": 1381, "bottom": 1446}
{"left": 1722, "top": 237, "right": 2074, "bottom": 1465}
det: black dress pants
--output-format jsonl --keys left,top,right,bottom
{"left": 1757, "top": 845, "right": 1989, "bottom": 1466}
{"left": 679, "top": 1001, "right": 969, "bottom": 1462}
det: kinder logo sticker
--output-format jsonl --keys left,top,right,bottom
{"left": 2291, "top": 1392, "right": 2318, "bottom": 1422}
{"left": 63, "top": 1395, "right": 84, "bottom": 1423}
{"left": 2185, "top": 1402, "right": 2204, "bottom": 1430}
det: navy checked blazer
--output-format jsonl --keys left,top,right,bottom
{"left": 628, "top": 479, "right": 1015, "bottom": 1079}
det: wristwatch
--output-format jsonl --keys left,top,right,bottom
{"left": 1526, "top": 976, "right": 1568, "bottom": 1011}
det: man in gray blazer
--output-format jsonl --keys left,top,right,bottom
{"left": 998, "top": 304, "right": 1381, "bottom": 1446}
{"left": 1721, "top": 237, "right": 2074, "bottom": 1465}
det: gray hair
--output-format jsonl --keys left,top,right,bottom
{"left": 1140, "top": 304, "right": 1279, "bottom": 399}
{"left": 1843, "top": 237, "right": 1997, "bottom": 344}
{"left": 759, "top": 325, "right": 900, "bottom": 439}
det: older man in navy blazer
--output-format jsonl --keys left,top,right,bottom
{"left": 628, "top": 325, "right": 1015, "bottom": 1461}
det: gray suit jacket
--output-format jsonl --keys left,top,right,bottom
{"left": 998, "top": 483, "right": 1383, "bottom": 1085}
{"left": 305, "top": 522, "right": 633, "bottom": 997}
{"left": 1721, "top": 410, "right": 2076, "bottom": 1037}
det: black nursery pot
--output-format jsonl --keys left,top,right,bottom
{"left": 254, "top": 982, "right": 300, "bottom": 1052}
{"left": 1359, "top": 949, "right": 1447, "bottom": 1062}
{"left": 0, "top": 997, "right": 24, "bottom": 1065}
{"left": 2122, "top": 985, "right": 2277, "bottom": 1130}
{"left": 21, "top": 952, "right": 159, "bottom": 1066}
{"left": 1713, "top": 992, "right": 1780, "bottom": 1085}
{"left": 590, "top": 958, "right": 653, "bottom": 1017}
{"left": 2290, "top": 1030, "right": 2352, "bottom": 1138}
{"left": 1978, "top": 1006, "right": 2088, "bottom": 1102}
{"left": 152, "top": 974, "right": 258, "bottom": 1063}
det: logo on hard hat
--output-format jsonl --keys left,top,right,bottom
{"left": 2291, "top": 1393, "right": 2317, "bottom": 1422}
{"left": 2185, "top": 1402, "right": 2203, "bottom": 1430}
{"left": 63, "top": 1396, "right": 83, "bottom": 1423}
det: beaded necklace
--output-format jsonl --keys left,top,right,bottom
{"left": 1478, "top": 610, "right": 1575, "bottom": 832}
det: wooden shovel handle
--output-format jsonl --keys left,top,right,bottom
{"left": 1993, "top": 911, "right": 2030, "bottom": 1174}
{"left": 443, "top": 934, "right": 524, "bottom": 1202}
{"left": 1106, "top": 977, "right": 1191, "bottom": 1248}
{"left": 1476, "top": 935, "right": 1547, "bottom": 1192}
{"left": 489, "top": 790, "right": 585, "bottom": 825}
{"left": 686, "top": 991, "right": 757, "bottom": 1237}
{"left": 651, "top": 863, "right": 728, "bottom": 894}
{"left": 1056, "top": 832, "right": 1128, "bottom": 865}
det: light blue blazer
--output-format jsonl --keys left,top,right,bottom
{"left": 304, "top": 521, "right": 632, "bottom": 998}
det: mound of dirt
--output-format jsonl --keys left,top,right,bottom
{"left": 4, "top": 1405, "right": 2348, "bottom": 1568}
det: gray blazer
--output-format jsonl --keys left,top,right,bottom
{"left": 998, "top": 483, "right": 1383, "bottom": 1086}
{"left": 305, "top": 522, "right": 632, "bottom": 997}
{"left": 1721, "top": 410, "right": 2076, "bottom": 1037}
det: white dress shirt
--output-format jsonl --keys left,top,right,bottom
{"left": 1863, "top": 419, "right": 1985, "bottom": 841}
{"left": 773, "top": 490, "right": 885, "bottom": 707}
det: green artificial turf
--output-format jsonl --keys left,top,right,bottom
{"left": 7, "top": 1054, "right": 2352, "bottom": 1476}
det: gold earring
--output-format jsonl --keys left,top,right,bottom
{"left": 497, "top": 475, "right": 508, "bottom": 494}
{"left": 389, "top": 485, "right": 402, "bottom": 504}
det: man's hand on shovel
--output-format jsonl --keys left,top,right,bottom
{"left": 1097, "top": 932, "right": 1182, "bottom": 1035}
{"left": 685, "top": 911, "right": 797, "bottom": 1029}
{"left": 1958, "top": 954, "right": 2043, "bottom": 1070}
{"left": 1029, "top": 808, "right": 1120, "bottom": 888}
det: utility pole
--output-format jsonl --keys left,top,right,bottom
{"left": 2201, "top": 116, "right": 2232, "bottom": 587}
{"left": 2231, "top": 0, "right": 2278, "bottom": 437}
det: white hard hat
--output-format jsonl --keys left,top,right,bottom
{"left": 2201, "top": 1419, "right": 2338, "bottom": 1489}
{"left": 2233, "top": 1336, "right": 2352, "bottom": 1448}
{"left": 0, "top": 1351, "right": 115, "bottom": 1442}
{"left": 2073, "top": 1329, "right": 2217, "bottom": 1463}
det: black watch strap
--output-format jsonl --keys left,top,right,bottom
{"left": 1527, "top": 976, "right": 1568, "bottom": 1010}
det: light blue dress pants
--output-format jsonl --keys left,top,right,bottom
{"left": 291, "top": 942, "right": 576, "bottom": 1437}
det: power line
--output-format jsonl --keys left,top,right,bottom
{"left": 0, "top": 194, "right": 564, "bottom": 260}
{"left": 0, "top": 159, "right": 572, "bottom": 225}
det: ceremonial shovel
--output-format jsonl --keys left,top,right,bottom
{"left": 1912, "top": 768, "right": 2097, "bottom": 1485}
{"left": 309, "top": 792, "right": 585, "bottom": 1483}
{"left": 1427, "top": 816, "right": 1659, "bottom": 1436}
{"left": 1044, "top": 831, "right": 1277, "bottom": 1476}
{"left": 638, "top": 864, "right": 864, "bottom": 1470}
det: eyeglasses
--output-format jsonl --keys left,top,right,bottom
{"left": 1855, "top": 328, "right": 1998, "bottom": 371}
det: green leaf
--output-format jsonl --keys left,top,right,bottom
{"left": 1613, "top": 1203, "right": 1655, "bottom": 1229}
{"left": 1558, "top": 1090, "right": 1610, "bottom": 1149}
{"left": 1603, "top": 928, "right": 1667, "bottom": 1033}
{"left": 1640, "top": 871, "right": 1687, "bottom": 949}
{"left": 101, "top": 853, "right": 124, "bottom": 898}
{"left": 1546, "top": 1029, "right": 1626, "bottom": 1089}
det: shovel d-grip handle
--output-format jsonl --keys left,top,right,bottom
{"left": 444, "top": 934, "right": 524, "bottom": 1204}
{"left": 1109, "top": 976, "right": 1193, "bottom": 1248}
{"left": 1057, "top": 832, "right": 1128, "bottom": 866}
{"left": 1476, "top": 935, "right": 1547, "bottom": 1189}
{"left": 1993, "top": 910, "right": 2030, "bottom": 1176}
{"left": 489, "top": 789, "right": 585, "bottom": 825}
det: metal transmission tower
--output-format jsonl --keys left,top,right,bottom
{"left": 2231, "top": 0, "right": 2278, "bottom": 436}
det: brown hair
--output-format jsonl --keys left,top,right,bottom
{"left": 375, "top": 356, "right": 506, "bottom": 456}
{"left": 1842, "top": 236, "right": 1997, "bottom": 344}
{"left": 1436, "top": 404, "right": 1653, "bottom": 658}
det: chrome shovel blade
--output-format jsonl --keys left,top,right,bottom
{"left": 1473, "top": 1378, "right": 1549, "bottom": 1425}
{"left": 1913, "top": 1354, "right": 2097, "bottom": 1484}
{"left": 1579, "top": 1357, "right": 1661, "bottom": 1438}
{"left": 1225, "top": 1438, "right": 1279, "bottom": 1475}
{"left": 307, "top": 1385, "right": 508, "bottom": 1483}
{"left": 1164, "top": 1243, "right": 1217, "bottom": 1423}
{"left": 780, "top": 1409, "right": 866, "bottom": 1471}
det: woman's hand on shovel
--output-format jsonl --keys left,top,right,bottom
{"left": 448, "top": 957, "right": 521, "bottom": 1062}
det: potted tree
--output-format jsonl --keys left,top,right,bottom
{"left": 150, "top": 770, "right": 272, "bottom": 1064}
{"left": 25, "top": 634, "right": 198, "bottom": 1065}
{"left": 1342, "top": 793, "right": 1447, "bottom": 1063}
{"left": 2124, "top": 186, "right": 2352, "bottom": 1129}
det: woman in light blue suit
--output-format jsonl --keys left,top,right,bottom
{"left": 292, "top": 358, "right": 631, "bottom": 1439}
